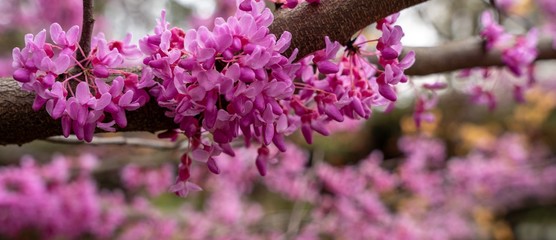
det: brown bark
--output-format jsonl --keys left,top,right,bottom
{"left": 0, "top": 79, "right": 176, "bottom": 145}
{"left": 405, "top": 38, "right": 556, "bottom": 76}
{"left": 0, "top": 0, "right": 428, "bottom": 145}
{"left": 77, "top": 0, "right": 95, "bottom": 62}
{"left": 271, "top": 0, "right": 428, "bottom": 59}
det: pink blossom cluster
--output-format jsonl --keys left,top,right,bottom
{"left": 179, "top": 149, "right": 266, "bottom": 239}
{"left": 0, "top": 154, "right": 182, "bottom": 240}
{"left": 458, "top": 11, "right": 539, "bottom": 109}
{"left": 132, "top": 4, "right": 413, "bottom": 197}
{"left": 480, "top": 11, "right": 538, "bottom": 77}
{"left": 117, "top": 198, "right": 178, "bottom": 240}
{"left": 413, "top": 91, "right": 439, "bottom": 128}
{"left": 11, "top": 2, "right": 416, "bottom": 198}
{"left": 311, "top": 134, "right": 556, "bottom": 239}
{"left": 290, "top": 13, "right": 414, "bottom": 143}
{"left": 375, "top": 13, "right": 416, "bottom": 101}
{"left": 0, "top": 0, "right": 85, "bottom": 78}
{"left": 0, "top": 0, "right": 82, "bottom": 31}
{"left": 121, "top": 163, "right": 174, "bottom": 197}
{"left": 0, "top": 154, "right": 122, "bottom": 239}
{"left": 410, "top": 81, "right": 445, "bottom": 126}
{"left": 12, "top": 24, "right": 148, "bottom": 141}
{"left": 138, "top": 1, "right": 301, "bottom": 196}
{"left": 3, "top": 133, "right": 556, "bottom": 239}
{"left": 172, "top": 134, "right": 556, "bottom": 239}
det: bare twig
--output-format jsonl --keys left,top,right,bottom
{"left": 286, "top": 200, "right": 308, "bottom": 238}
{"left": 284, "top": 149, "right": 324, "bottom": 238}
{"left": 45, "top": 135, "right": 185, "bottom": 150}
{"left": 77, "top": 0, "right": 95, "bottom": 62}
{"left": 404, "top": 37, "right": 556, "bottom": 76}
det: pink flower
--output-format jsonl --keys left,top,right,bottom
{"left": 12, "top": 23, "right": 147, "bottom": 142}
{"left": 169, "top": 180, "right": 202, "bottom": 197}
{"left": 480, "top": 11, "right": 510, "bottom": 50}
{"left": 413, "top": 94, "right": 438, "bottom": 128}
{"left": 377, "top": 25, "right": 404, "bottom": 60}
{"left": 376, "top": 13, "right": 400, "bottom": 30}
{"left": 502, "top": 28, "right": 538, "bottom": 76}
{"left": 49, "top": 23, "right": 80, "bottom": 49}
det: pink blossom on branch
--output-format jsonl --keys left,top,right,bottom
{"left": 480, "top": 11, "right": 511, "bottom": 51}
{"left": 12, "top": 24, "right": 149, "bottom": 142}
{"left": 502, "top": 28, "right": 539, "bottom": 77}
{"left": 461, "top": 11, "right": 540, "bottom": 110}
{"left": 11, "top": 2, "right": 416, "bottom": 198}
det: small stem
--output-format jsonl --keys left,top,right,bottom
{"left": 63, "top": 72, "right": 84, "bottom": 83}
{"left": 76, "top": 44, "right": 89, "bottom": 64}
{"left": 356, "top": 39, "right": 379, "bottom": 46}
{"left": 77, "top": 0, "right": 95, "bottom": 63}
{"left": 293, "top": 82, "right": 333, "bottom": 95}
{"left": 70, "top": 53, "right": 88, "bottom": 72}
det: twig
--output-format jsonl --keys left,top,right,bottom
{"left": 285, "top": 200, "right": 307, "bottom": 238}
{"left": 77, "top": 0, "right": 95, "bottom": 62}
{"left": 404, "top": 37, "right": 556, "bottom": 76}
{"left": 284, "top": 149, "right": 324, "bottom": 239}
{"left": 45, "top": 135, "right": 185, "bottom": 150}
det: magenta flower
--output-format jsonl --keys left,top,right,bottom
{"left": 469, "top": 86, "right": 496, "bottom": 111}
{"left": 376, "top": 13, "right": 400, "bottom": 30}
{"left": 413, "top": 94, "right": 438, "bottom": 128}
{"left": 480, "top": 11, "right": 510, "bottom": 50}
{"left": 502, "top": 28, "right": 538, "bottom": 76}
{"left": 49, "top": 23, "right": 80, "bottom": 49}
{"left": 12, "top": 23, "right": 147, "bottom": 142}
{"left": 377, "top": 25, "right": 404, "bottom": 60}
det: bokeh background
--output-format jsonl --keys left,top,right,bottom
{"left": 1, "top": 0, "right": 556, "bottom": 239}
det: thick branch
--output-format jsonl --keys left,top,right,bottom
{"left": 0, "top": 78, "right": 176, "bottom": 145}
{"left": 77, "top": 0, "right": 95, "bottom": 62}
{"left": 405, "top": 38, "right": 556, "bottom": 76}
{"left": 0, "top": 0, "right": 426, "bottom": 145}
{"left": 272, "top": 0, "right": 428, "bottom": 58}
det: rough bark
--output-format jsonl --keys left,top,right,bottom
{"left": 0, "top": 79, "right": 176, "bottom": 145}
{"left": 77, "top": 0, "right": 95, "bottom": 62}
{"left": 271, "top": 0, "right": 428, "bottom": 59}
{"left": 1, "top": 0, "right": 428, "bottom": 145}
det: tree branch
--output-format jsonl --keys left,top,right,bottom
{"left": 272, "top": 0, "right": 428, "bottom": 58}
{"left": 77, "top": 0, "right": 95, "bottom": 62}
{"left": 405, "top": 37, "right": 556, "bottom": 76}
{"left": 0, "top": 78, "right": 176, "bottom": 145}
{"left": 45, "top": 135, "right": 185, "bottom": 149}
{"left": 0, "top": 0, "right": 427, "bottom": 145}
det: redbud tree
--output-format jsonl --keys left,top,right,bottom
{"left": 1, "top": 0, "right": 556, "bottom": 239}
{"left": 3, "top": 0, "right": 556, "bottom": 194}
